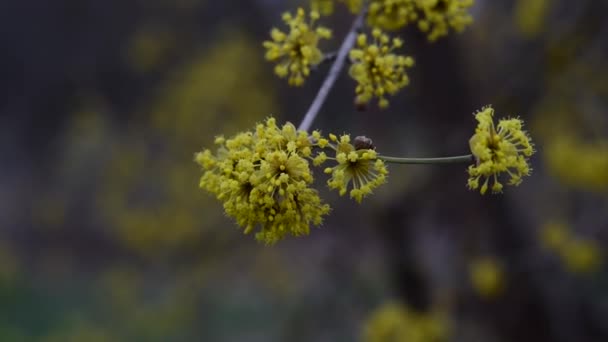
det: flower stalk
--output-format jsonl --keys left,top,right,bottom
{"left": 379, "top": 154, "right": 474, "bottom": 165}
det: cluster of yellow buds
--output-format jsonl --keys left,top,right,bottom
{"left": 195, "top": 118, "right": 388, "bottom": 243}
{"left": 196, "top": 104, "right": 537, "bottom": 243}
{"left": 467, "top": 106, "right": 535, "bottom": 194}
{"left": 368, "top": 0, "right": 474, "bottom": 41}
{"left": 322, "top": 134, "right": 389, "bottom": 202}
{"left": 416, "top": 0, "right": 475, "bottom": 41}
{"left": 368, "top": 0, "right": 419, "bottom": 31}
{"left": 263, "top": 8, "right": 332, "bottom": 86}
{"left": 264, "top": 1, "right": 475, "bottom": 107}
{"left": 349, "top": 28, "right": 415, "bottom": 108}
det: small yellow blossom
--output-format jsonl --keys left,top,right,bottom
{"left": 195, "top": 118, "right": 330, "bottom": 244}
{"left": 416, "top": 0, "right": 475, "bottom": 41}
{"left": 469, "top": 257, "right": 505, "bottom": 298}
{"left": 263, "top": 8, "right": 332, "bottom": 86}
{"left": 321, "top": 134, "right": 388, "bottom": 202}
{"left": 467, "top": 106, "right": 535, "bottom": 194}
{"left": 362, "top": 302, "right": 449, "bottom": 342}
{"left": 348, "top": 28, "right": 415, "bottom": 108}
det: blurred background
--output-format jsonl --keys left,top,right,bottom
{"left": 0, "top": 0, "right": 607, "bottom": 341}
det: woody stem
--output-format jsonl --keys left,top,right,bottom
{"left": 297, "top": 6, "right": 367, "bottom": 132}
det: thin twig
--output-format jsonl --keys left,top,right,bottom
{"left": 379, "top": 154, "right": 474, "bottom": 165}
{"left": 297, "top": 8, "right": 367, "bottom": 132}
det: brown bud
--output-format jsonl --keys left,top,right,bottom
{"left": 354, "top": 136, "right": 375, "bottom": 150}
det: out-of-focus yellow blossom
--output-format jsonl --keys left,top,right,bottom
{"left": 540, "top": 221, "right": 569, "bottom": 251}
{"left": 362, "top": 302, "right": 449, "bottom": 342}
{"left": 560, "top": 238, "right": 602, "bottom": 274}
{"left": 467, "top": 106, "right": 535, "bottom": 194}
{"left": 540, "top": 222, "right": 602, "bottom": 274}
{"left": 263, "top": 8, "right": 332, "bottom": 86}
{"left": 416, "top": 0, "right": 474, "bottom": 41}
{"left": 322, "top": 134, "right": 389, "bottom": 203}
{"left": 545, "top": 137, "right": 608, "bottom": 192}
{"left": 469, "top": 257, "right": 505, "bottom": 298}
{"left": 99, "top": 32, "right": 276, "bottom": 257}
{"left": 196, "top": 118, "right": 331, "bottom": 244}
{"left": 514, "top": 0, "right": 553, "bottom": 38}
{"left": 349, "top": 28, "right": 415, "bottom": 108}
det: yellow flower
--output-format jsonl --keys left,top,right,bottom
{"left": 263, "top": 8, "right": 332, "bottom": 86}
{"left": 416, "top": 0, "right": 475, "bottom": 41}
{"left": 467, "top": 106, "right": 535, "bottom": 194}
{"left": 322, "top": 134, "right": 388, "bottom": 202}
{"left": 348, "top": 28, "right": 415, "bottom": 108}
{"left": 469, "top": 257, "right": 505, "bottom": 298}
{"left": 195, "top": 118, "right": 330, "bottom": 244}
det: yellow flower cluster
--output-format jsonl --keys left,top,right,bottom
{"left": 195, "top": 118, "right": 330, "bottom": 244}
{"left": 540, "top": 222, "right": 602, "bottom": 274}
{"left": 417, "top": 0, "right": 475, "bottom": 41}
{"left": 469, "top": 257, "right": 505, "bottom": 298}
{"left": 263, "top": 8, "right": 332, "bottom": 86}
{"left": 362, "top": 302, "right": 449, "bottom": 342}
{"left": 196, "top": 118, "right": 388, "bottom": 243}
{"left": 368, "top": 0, "right": 419, "bottom": 31}
{"left": 368, "top": 0, "right": 475, "bottom": 41}
{"left": 321, "top": 134, "right": 389, "bottom": 202}
{"left": 467, "top": 106, "right": 535, "bottom": 194}
{"left": 349, "top": 28, "right": 415, "bottom": 108}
